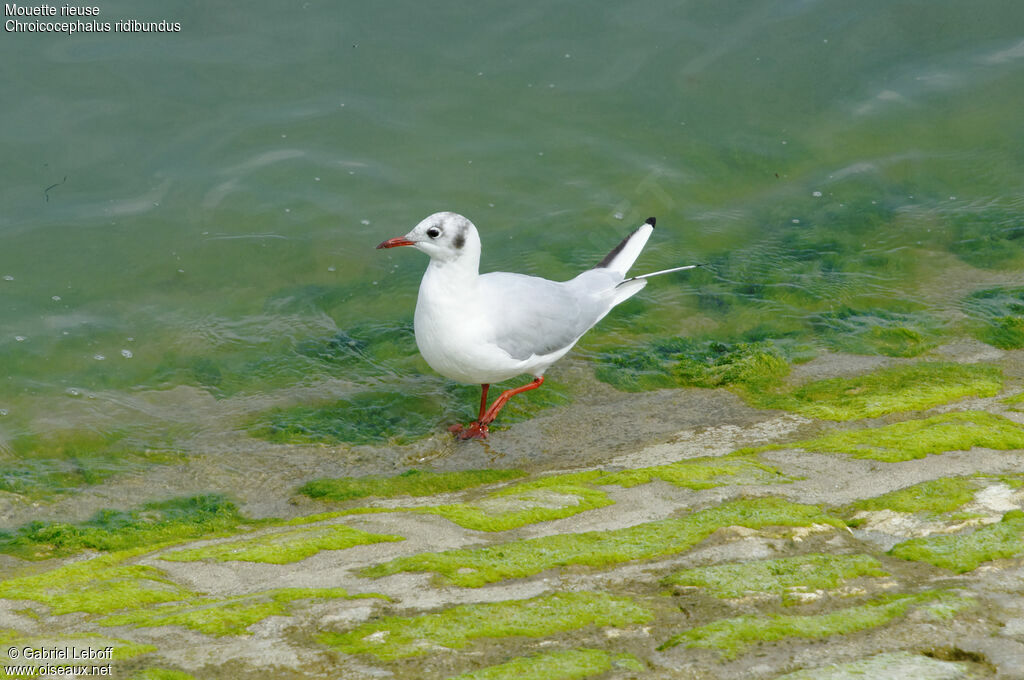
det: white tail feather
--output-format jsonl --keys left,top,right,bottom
{"left": 598, "top": 223, "right": 654, "bottom": 277}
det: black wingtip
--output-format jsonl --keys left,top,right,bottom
{"left": 645, "top": 217, "right": 656, "bottom": 227}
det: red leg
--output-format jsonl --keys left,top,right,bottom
{"left": 451, "top": 378, "right": 545, "bottom": 440}
{"left": 449, "top": 384, "right": 491, "bottom": 439}
{"left": 477, "top": 384, "right": 490, "bottom": 421}
{"left": 480, "top": 376, "right": 545, "bottom": 425}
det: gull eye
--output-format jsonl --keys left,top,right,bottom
{"left": 426, "top": 227, "right": 441, "bottom": 239}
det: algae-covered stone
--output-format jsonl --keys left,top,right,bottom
{"left": 847, "top": 478, "right": 979, "bottom": 516}
{"left": 889, "top": 510, "right": 1024, "bottom": 573}
{"left": 299, "top": 468, "right": 526, "bottom": 502}
{"left": 776, "top": 651, "right": 972, "bottom": 680}
{"left": 949, "top": 207, "right": 1024, "bottom": 271}
{"left": 596, "top": 454, "right": 790, "bottom": 489}
{"left": 594, "top": 337, "right": 791, "bottom": 393}
{"left": 791, "top": 411, "right": 1024, "bottom": 462}
{"left": 405, "top": 472, "right": 613, "bottom": 532}
{"left": 319, "top": 592, "right": 651, "bottom": 661}
{"left": 335, "top": 461, "right": 796, "bottom": 534}
{"left": 250, "top": 391, "right": 443, "bottom": 445}
{"left": 659, "top": 590, "right": 969, "bottom": 659}
{"left": 101, "top": 587, "right": 383, "bottom": 636}
{"left": 330, "top": 472, "right": 614, "bottom": 532}
{"left": 962, "top": 286, "right": 1024, "bottom": 349}
{"left": 749, "top": 362, "right": 1002, "bottom": 420}
{"left": 448, "top": 648, "right": 644, "bottom": 680}
{"left": 0, "top": 550, "right": 194, "bottom": 615}
{"left": 361, "top": 497, "right": 843, "bottom": 587}
{"left": 1004, "top": 390, "right": 1024, "bottom": 410}
{"left": 811, "top": 306, "right": 941, "bottom": 358}
{"left": 0, "top": 495, "right": 255, "bottom": 561}
{"left": 665, "top": 553, "right": 888, "bottom": 603}
{"left": 159, "top": 523, "right": 404, "bottom": 564}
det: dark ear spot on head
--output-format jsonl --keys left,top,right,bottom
{"left": 453, "top": 226, "right": 466, "bottom": 249}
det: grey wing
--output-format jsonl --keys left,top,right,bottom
{"left": 478, "top": 272, "right": 614, "bottom": 360}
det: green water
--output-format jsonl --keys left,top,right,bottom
{"left": 1, "top": 1, "right": 1023, "bottom": 496}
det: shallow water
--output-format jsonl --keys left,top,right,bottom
{"left": 1, "top": 1, "right": 1023, "bottom": 496}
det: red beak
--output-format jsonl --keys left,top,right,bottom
{"left": 376, "top": 237, "right": 416, "bottom": 249}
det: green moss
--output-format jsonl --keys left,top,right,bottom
{"left": 793, "top": 411, "right": 1024, "bottom": 462}
{"left": 594, "top": 337, "right": 791, "bottom": 393}
{"left": 811, "top": 307, "right": 941, "bottom": 358}
{"left": 596, "top": 454, "right": 790, "bottom": 489}
{"left": 848, "top": 478, "right": 979, "bottom": 516}
{"left": 159, "top": 523, "right": 404, "bottom": 564}
{"left": 448, "top": 648, "right": 644, "bottom": 680}
{"left": 0, "top": 427, "right": 184, "bottom": 498}
{"left": 962, "top": 287, "right": 1024, "bottom": 349}
{"left": 660, "top": 591, "right": 967, "bottom": 659}
{"left": 299, "top": 468, "right": 526, "bottom": 502}
{"left": 0, "top": 494, "right": 258, "bottom": 560}
{"left": 0, "top": 550, "right": 194, "bottom": 615}
{"left": 102, "top": 587, "right": 382, "bottom": 636}
{"left": 319, "top": 591, "right": 651, "bottom": 661}
{"left": 361, "top": 497, "right": 843, "bottom": 587}
{"left": 890, "top": 510, "right": 1024, "bottom": 573}
{"left": 749, "top": 362, "right": 1002, "bottom": 420}
{"left": 665, "top": 553, "right": 888, "bottom": 603}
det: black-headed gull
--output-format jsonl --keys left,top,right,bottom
{"left": 377, "top": 212, "right": 696, "bottom": 439}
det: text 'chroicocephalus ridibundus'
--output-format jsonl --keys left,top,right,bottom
{"left": 377, "top": 212, "right": 697, "bottom": 439}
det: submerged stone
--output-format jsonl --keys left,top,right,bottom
{"left": 962, "top": 286, "right": 1024, "bottom": 349}
{"left": 810, "top": 306, "right": 942, "bottom": 358}
{"left": 0, "top": 427, "right": 183, "bottom": 498}
{"left": 250, "top": 377, "right": 569, "bottom": 446}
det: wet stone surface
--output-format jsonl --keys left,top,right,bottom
{"left": 1, "top": 351, "right": 1024, "bottom": 679}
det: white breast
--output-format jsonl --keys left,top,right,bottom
{"left": 413, "top": 262, "right": 527, "bottom": 384}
